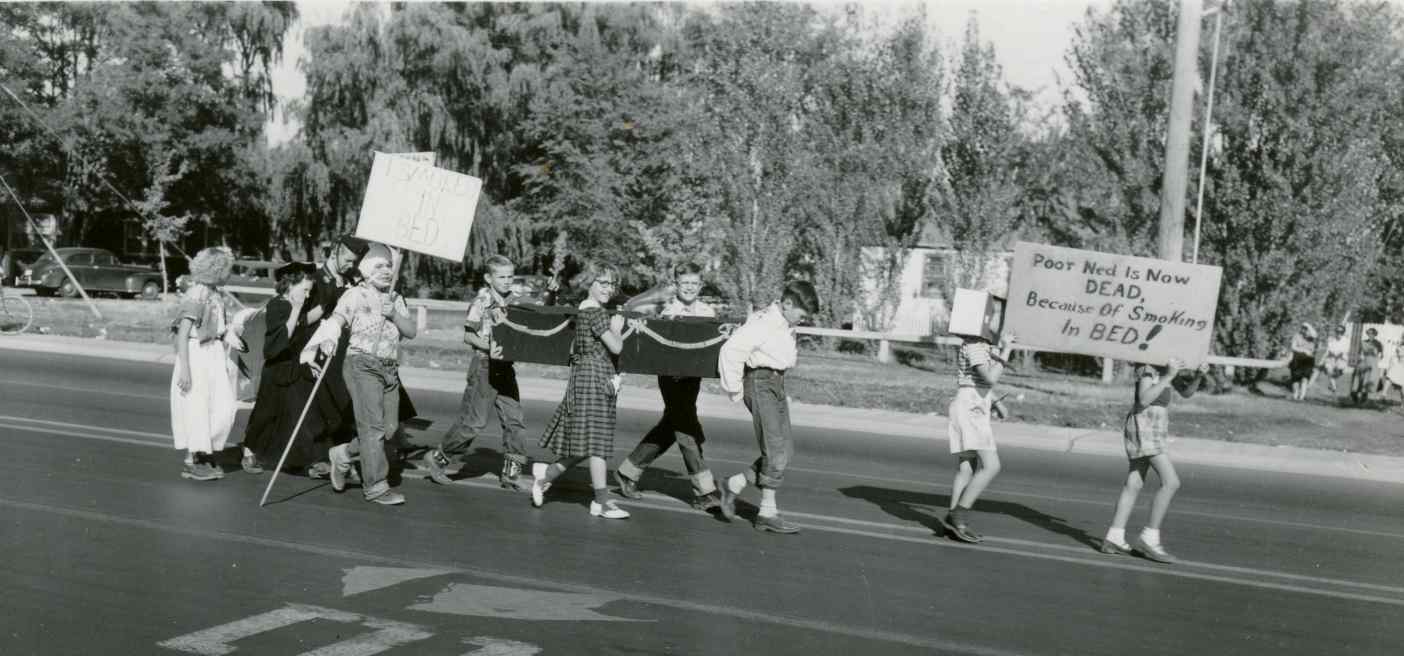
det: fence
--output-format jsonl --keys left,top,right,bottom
{"left": 225, "top": 285, "right": 1288, "bottom": 376}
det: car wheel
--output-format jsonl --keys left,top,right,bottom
{"left": 58, "top": 281, "right": 78, "bottom": 298}
{"left": 141, "top": 281, "right": 161, "bottom": 300}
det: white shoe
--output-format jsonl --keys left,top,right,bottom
{"left": 590, "top": 500, "right": 630, "bottom": 519}
{"left": 328, "top": 445, "right": 350, "bottom": 493}
{"left": 530, "top": 462, "right": 549, "bottom": 508}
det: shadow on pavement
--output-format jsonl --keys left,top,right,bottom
{"left": 839, "top": 484, "right": 1100, "bottom": 549}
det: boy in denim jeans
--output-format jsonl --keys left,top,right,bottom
{"left": 301, "top": 243, "right": 417, "bottom": 506}
{"left": 425, "top": 255, "right": 529, "bottom": 490}
{"left": 715, "top": 281, "right": 818, "bottom": 534}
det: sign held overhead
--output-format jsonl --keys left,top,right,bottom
{"left": 356, "top": 151, "right": 481, "bottom": 262}
{"left": 1005, "top": 241, "right": 1222, "bottom": 367}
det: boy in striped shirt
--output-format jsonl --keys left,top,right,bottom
{"left": 943, "top": 330, "right": 1017, "bottom": 543}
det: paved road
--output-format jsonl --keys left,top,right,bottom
{"left": 1, "top": 349, "right": 1402, "bottom": 655}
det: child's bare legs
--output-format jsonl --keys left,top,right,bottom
{"left": 1105, "top": 459, "right": 1151, "bottom": 547}
{"left": 954, "top": 449, "right": 1001, "bottom": 509}
{"left": 1144, "top": 454, "right": 1181, "bottom": 532}
{"left": 949, "top": 455, "right": 977, "bottom": 511}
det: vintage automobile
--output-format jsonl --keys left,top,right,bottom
{"left": 21, "top": 247, "right": 166, "bottom": 299}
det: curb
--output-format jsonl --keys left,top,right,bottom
{"left": 3, "top": 334, "right": 1402, "bottom": 485}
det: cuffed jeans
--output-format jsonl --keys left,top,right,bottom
{"left": 742, "top": 367, "right": 792, "bottom": 489}
{"left": 619, "top": 376, "right": 715, "bottom": 496}
{"left": 439, "top": 351, "right": 527, "bottom": 464}
{"left": 344, "top": 354, "right": 399, "bottom": 500}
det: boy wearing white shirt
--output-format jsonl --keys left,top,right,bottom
{"left": 715, "top": 281, "right": 819, "bottom": 534}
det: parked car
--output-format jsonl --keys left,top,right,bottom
{"left": 21, "top": 247, "right": 166, "bottom": 299}
{"left": 2, "top": 248, "right": 45, "bottom": 287}
{"left": 122, "top": 253, "right": 189, "bottom": 291}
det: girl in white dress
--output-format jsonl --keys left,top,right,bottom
{"left": 170, "top": 247, "right": 238, "bottom": 481}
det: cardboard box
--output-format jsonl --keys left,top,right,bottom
{"left": 949, "top": 288, "right": 1006, "bottom": 342}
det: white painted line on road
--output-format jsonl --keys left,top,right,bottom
{"left": 158, "top": 603, "right": 433, "bottom": 656}
{"left": 8, "top": 416, "right": 1404, "bottom": 606}
{"left": 2, "top": 497, "right": 1012, "bottom": 655}
{"left": 705, "top": 454, "right": 1404, "bottom": 541}
{"left": 0, "top": 378, "right": 168, "bottom": 401}
{"left": 0, "top": 414, "right": 170, "bottom": 440}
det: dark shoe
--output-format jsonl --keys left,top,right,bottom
{"left": 1136, "top": 538, "right": 1179, "bottom": 564}
{"left": 717, "top": 485, "right": 737, "bottom": 521}
{"left": 241, "top": 454, "right": 263, "bottom": 475}
{"left": 1099, "top": 539, "right": 1133, "bottom": 556}
{"left": 693, "top": 492, "right": 722, "bottom": 512}
{"left": 499, "top": 459, "right": 523, "bottom": 491}
{"left": 425, "top": 449, "right": 452, "bottom": 486}
{"left": 614, "top": 471, "right": 643, "bottom": 500}
{"left": 941, "top": 512, "right": 981, "bottom": 544}
{"left": 180, "top": 462, "right": 219, "bottom": 481}
{"left": 752, "top": 514, "right": 801, "bottom": 534}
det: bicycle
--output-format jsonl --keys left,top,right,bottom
{"left": 0, "top": 285, "right": 34, "bottom": 335}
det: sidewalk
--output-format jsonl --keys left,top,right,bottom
{"left": 4, "top": 334, "right": 1403, "bottom": 485}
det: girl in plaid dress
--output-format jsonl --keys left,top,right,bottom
{"left": 1101, "top": 358, "right": 1208, "bottom": 564}
{"left": 531, "top": 263, "right": 631, "bottom": 519}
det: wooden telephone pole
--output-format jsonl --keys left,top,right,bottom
{"left": 1159, "top": 0, "right": 1204, "bottom": 264}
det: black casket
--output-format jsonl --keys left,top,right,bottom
{"left": 492, "top": 304, "right": 738, "bottom": 378}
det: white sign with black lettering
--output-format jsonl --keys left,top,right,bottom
{"left": 356, "top": 152, "right": 482, "bottom": 262}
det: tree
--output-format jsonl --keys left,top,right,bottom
{"left": 1059, "top": 0, "right": 1404, "bottom": 369}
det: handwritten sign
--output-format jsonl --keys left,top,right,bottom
{"left": 389, "top": 151, "right": 436, "bottom": 166}
{"left": 356, "top": 152, "right": 481, "bottom": 262}
{"left": 1005, "top": 241, "right": 1222, "bottom": 366}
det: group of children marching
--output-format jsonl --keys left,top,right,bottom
{"left": 169, "top": 243, "right": 1196, "bottom": 558}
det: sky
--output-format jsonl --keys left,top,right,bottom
{"left": 266, "top": 0, "right": 1115, "bottom": 145}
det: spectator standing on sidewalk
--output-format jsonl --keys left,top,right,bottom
{"left": 1100, "top": 357, "right": 1208, "bottom": 564}
{"left": 713, "top": 281, "right": 821, "bottom": 535}
{"left": 425, "top": 255, "right": 529, "bottom": 490}
{"left": 614, "top": 263, "right": 724, "bottom": 512}
{"left": 169, "top": 247, "right": 239, "bottom": 481}
{"left": 941, "top": 328, "right": 1018, "bottom": 543}
{"left": 1318, "top": 325, "right": 1350, "bottom": 395}
{"left": 1352, "top": 327, "right": 1384, "bottom": 405}
{"left": 1288, "top": 322, "right": 1317, "bottom": 401}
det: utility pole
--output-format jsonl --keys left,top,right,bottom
{"left": 1158, "top": 0, "right": 1203, "bottom": 264}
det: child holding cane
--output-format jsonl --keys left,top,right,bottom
{"left": 1100, "top": 357, "right": 1207, "bottom": 564}
{"left": 300, "top": 243, "right": 417, "bottom": 506}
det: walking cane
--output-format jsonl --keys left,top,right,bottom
{"left": 259, "top": 355, "right": 332, "bottom": 507}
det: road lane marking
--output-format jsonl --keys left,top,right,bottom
{"left": 410, "top": 583, "right": 649, "bottom": 622}
{"left": 0, "top": 497, "right": 1020, "bottom": 655}
{"left": 460, "top": 636, "right": 541, "bottom": 656}
{"left": 0, "top": 378, "right": 168, "bottom": 401}
{"left": 343, "top": 566, "right": 457, "bottom": 596}
{"left": 6, "top": 417, "right": 1404, "bottom": 602}
{"left": 158, "top": 604, "right": 432, "bottom": 656}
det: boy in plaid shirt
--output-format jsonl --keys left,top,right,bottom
{"left": 426, "top": 255, "right": 529, "bottom": 490}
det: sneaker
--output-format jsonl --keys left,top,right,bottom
{"left": 614, "top": 470, "right": 643, "bottom": 499}
{"left": 500, "top": 459, "right": 523, "bottom": 491}
{"left": 205, "top": 462, "right": 225, "bottom": 480}
{"left": 530, "top": 462, "right": 550, "bottom": 508}
{"left": 1136, "top": 537, "right": 1179, "bottom": 564}
{"left": 752, "top": 514, "right": 801, "bottom": 534}
{"left": 328, "top": 445, "right": 350, "bottom": 493}
{"left": 180, "top": 462, "right": 219, "bottom": 481}
{"left": 424, "top": 449, "right": 452, "bottom": 486}
{"left": 590, "top": 500, "right": 631, "bottom": 519}
{"left": 1099, "top": 539, "right": 1133, "bottom": 555}
{"left": 717, "top": 484, "right": 738, "bottom": 521}
{"left": 241, "top": 454, "right": 263, "bottom": 475}
{"left": 941, "top": 512, "right": 981, "bottom": 544}
{"left": 369, "top": 491, "right": 406, "bottom": 506}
